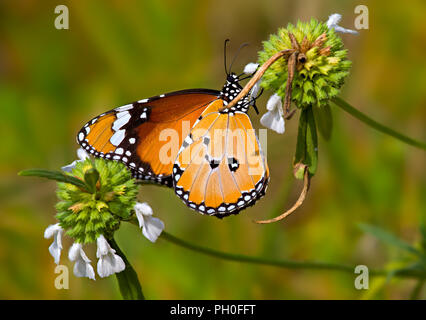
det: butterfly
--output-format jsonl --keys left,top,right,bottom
{"left": 76, "top": 48, "right": 269, "bottom": 218}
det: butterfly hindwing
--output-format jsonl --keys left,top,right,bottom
{"left": 173, "top": 99, "right": 269, "bottom": 217}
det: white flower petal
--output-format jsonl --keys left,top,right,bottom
{"left": 266, "top": 93, "right": 282, "bottom": 111}
{"left": 69, "top": 242, "right": 96, "bottom": 280}
{"left": 260, "top": 110, "right": 285, "bottom": 134}
{"left": 76, "top": 148, "right": 90, "bottom": 161}
{"left": 333, "top": 25, "right": 359, "bottom": 34}
{"left": 78, "top": 245, "right": 92, "bottom": 263}
{"left": 74, "top": 259, "right": 96, "bottom": 280}
{"left": 142, "top": 216, "right": 165, "bottom": 243}
{"left": 61, "top": 161, "right": 78, "bottom": 173}
{"left": 250, "top": 80, "right": 261, "bottom": 99}
{"left": 135, "top": 211, "right": 145, "bottom": 229}
{"left": 45, "top": 224, "right": 63, "bottom": 265}
{"left": 62, "top": 148, "right": 90, "bottom": 172}
{"left": 96, "top": 234, "right": 110, "bottom": 258}
{"left": 68, "top": 242, "right": 82, "bottom": 261}
{"left": 327, "top": 13, "right": 358, "bottom": 34}
{"left": 49, "top": 232, "right": 62, "bottom": 264}
{"left": 326, "top": 13, "right": 342, "bottom": 28}
{"left": 96, "top": 235, "right": 125, "bottom": 278}
{"left": 134, "top": 202, "right": 164, "bottom": 242}
{"left": 44, "top": 223, "right": 62, "bottom": 239}
{"left": 135, "top": 202, "right": 153, "bottom": 217}
{"left": 243, "top": 62, "right": 259, "bottom": 75}
{"left": 97, "top": 253, "right": 125, "bottom": 278}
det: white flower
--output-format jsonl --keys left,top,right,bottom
{"left": 44, "top": 223, "right": 63, "bottom": 265}
{"left": 96, "top": 235, "right": 125, "bottom": 278}
{"left": 326, "top": 13, "right": 358, "bottom": 34}
{"left": 68, "top": 242, "right": 96, "bottom": 280}
{"left": 243, "top": 62, "right": 259, "bottom": 75}
{"left": 260, "top": 93, "right": 285, "bottom": 134}
{"left": 248, "top": 79, "right": 261, "bottom": 106}
{"left": 134, "top": 202, "right": 164, "bottom": 243}
{"left": 62, "top": 148, "right": 90, "bottom": 172}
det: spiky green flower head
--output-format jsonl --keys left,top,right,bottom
{"left": 258, "top": 18, "right": 352, "bottom": 108}
{"left": 56, "top": 159, "right": 138, "bottom": 243}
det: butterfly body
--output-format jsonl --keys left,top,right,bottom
{"left": 77, "top": 73, "right": 269, "bottom": 217}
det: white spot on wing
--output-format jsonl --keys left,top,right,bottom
{"left": 110, "top": 129, "right": 126, "bottom": 146}
{"left": 112, "top": 112, "right": 131, "bottom": 131}
{"left": 115, "top": 104, "right": 133, "bottom": 112}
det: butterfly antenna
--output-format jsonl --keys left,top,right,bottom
{"left": 241, "top": 88, "right": 264, "bottom": 114}
{"left": 224, "top": 39, "right": 230, "bottom": 76}
{"left": 229, "top": 42, "right": 249, "bottom": 75}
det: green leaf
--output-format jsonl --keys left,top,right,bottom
{"left": 293, "top": 107, "right": 318, "bottom": 177}
{"left": 293, "top": 107, "right": 308, "bottom": 173}
{"left": 18, "top": 169, "right": 87, "bottom": 189}
{"left": 84, "top": 168, "right": 100, "bottom": 193}
{"left": 359, "top": 223, "right": 422, "bottom": 256}
{"left": 312, "top": 103, "right": 333, "bottom": 140}
{"left": 109, "top": 238, "right": 144, "bottom": 300}
{"left": 306, "top": 107, "right": 318, "bottom": 175}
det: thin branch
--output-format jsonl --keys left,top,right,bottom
{"left": 125, "top": 217, "right": 425, "bottom": 279}
{"left": 332, "top": 97, "right": 426, "bottom": 151}
{"left": 159, "top": 231, "right": 426, "bottom": 279}
{"left": 283, "top": 51, "right": 298, "bottom": 114}
{"left": 254, "top": 166, "right": 310, "bottom": 224}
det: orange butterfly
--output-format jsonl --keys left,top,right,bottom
{"left": 77, "top": 70, "right": 269, "bottom": 217}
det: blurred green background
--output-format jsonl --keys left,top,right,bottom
{"left": 0, "top": 0, "right": 425, "bottom": 299}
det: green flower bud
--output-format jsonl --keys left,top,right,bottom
{"left": 55, "top": 159, "right": 138, "bottom": 244}
{"left": 258, "top": 18, "right": 352, "bottom": 108}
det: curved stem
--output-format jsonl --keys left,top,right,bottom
{"left": 254, "top": 167, "right": 310, "bottom": 224}
{"left": 160, "top": 231, "right": 426, "bottom": 279}
{"left": 332, "top": 97, "right": 426, "bottom": 151}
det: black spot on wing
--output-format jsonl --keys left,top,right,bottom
{"left": 227, "top": 157, "right": 239, "bottom": 172}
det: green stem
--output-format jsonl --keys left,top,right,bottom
{"left": 109, "top": 238, "right": 145, "bottom": 300}
{"left": 332, "top": 97, "right": 426, "bottom": 151}
{"left": 159, "top": 231, "right": 426, "bottom": 279}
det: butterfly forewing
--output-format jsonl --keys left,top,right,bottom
{"left": 77, "top": 90, "right": 220, "bottom": 186}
